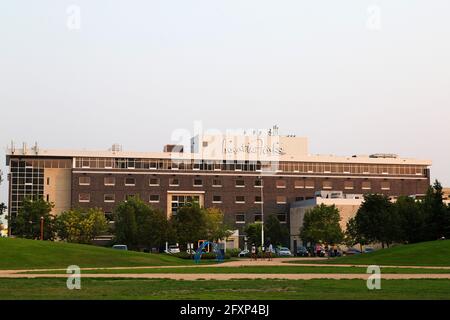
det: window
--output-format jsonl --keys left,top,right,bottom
{"left": 254, "top": 213, "right": 262, "bottom": 222}
{"left": 295, "top": 196, "right": 304, "bottom": 202}
{"left": 305, "top": 179, "right": 315, "bottom": 189}
{"left": 149, "top": 161, "right": 157, "bottom": 169}
{"left": 169, "top": 178, "right": 180, "bottom": 186}
{"left": 212, "top": 179, "right": 222, "bottom": 187}
{"left": 254, "top": 196, "right": 262, "bottom": 203}
{"left": 149, "top": 195, "right": 160, "bottom": 203}
{"left": 294, "top": 180, "right": 304, "bottom": 189}
{"left": 104, "top": 176, "right": 115, "bottom": 186}
{"left": 235, "top": 213, "right": 246, "bottom": 224}
{"left": 78, "top": 193, "right": 90, "bottom": 203}
{"left": 125, "top": 177, "right": 136, "bottom": 186}
{"left": 276, "top": 196, "right": 287, "bottom": 204}
{"left": 149, "top": 178, "right": 160, "bottom": 186}
{"left": 104, "top": 159, "right": 113, "bottom": 169}
{"left": 235, "top": 179, "right": 245, "bottom": 187}
{"left": 81, "top": 159, "right": 90, "bottom": 168}
{"left": 381, "top": 181, "right": 391, "bottom": 190}
{"left": 171, "top": 195, "right": 200, "bottom": 215}
{"left": 212, "top": 195, "right": 222, "bottom": 203}
{"left": 276, "top": 179, "right": 286, "bottom": 188}
{"left": 105, "top": 212, "right": 114, "bottom": 223}
{"left": 277, "top": 214, "right": 287, "bottom": 223}
{"left": 344, "top": 181, "right": 354, "bottom": 190}
{"left": 47, "top": 177, "right": 50, "bottom": 185}
{"left": 193, "top": 179, "right": 203, "bottom": 187}
{"left": 79, "top": 176, "right": 91, "bottom": 186}
{"left": 254, "top": 179, "right": 262, "bottom": 188}
{"left": 322, "top": 181, "right": 333, "bottom": 190}
{"left": 104, "top": 194, "right": 115, "bottom": 203}
{"left": 362, "top": 181, "right": 371, "bottom": 190}
{"left": 235, "top": 196, "right": 245, "bottom": 203}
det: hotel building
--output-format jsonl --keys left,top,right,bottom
{"left": 5, "top": 130, "right": 432, "bottom": 247}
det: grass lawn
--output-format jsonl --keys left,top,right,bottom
{"left": 22, "top": 266, "right": 450, "bottom": 274}
{"left": 1, "top": 278, "right": 450, "bottom": 300}
{"left": 0, "top": 238, "right": 195, "bottom": 270}
{"left": 289, "top": 240, "right": 450, "bottom": 267}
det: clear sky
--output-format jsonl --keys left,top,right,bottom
{"left": 1, "top": 0, "right": 449, "bottom": 222}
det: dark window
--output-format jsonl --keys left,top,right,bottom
{"left": 255, "top": 196, "right": 262, "bottom": 203}
{"left": 149, "top": 178, "right": 160, "bottom": 186}
{"left": 169, "top": 178, "right": 180, "bottom": 186}
{"left": 125, "top": 177, "right": 136, "bottom": 186}
{"left": 254, "top": 213, "right": 262, "bottom": 222}
{"left": 254, "top": 179, "right": 262, "bottom": 187}
{"left": 235, "top": 179, "right": 245, "bottom": 187}
{"left": 149, "top": 195, "right": 160, "bottom": 202}
{"left": 277, "top": 214, "right": 287, "bottom": 223}
{"left": 235, "top": 196, "right": 245, "bottom": 203}
{"left": 212, "top": 195, "right": 222, "bottom": 203}
{"left": 193, "top": 179, "right": 203, "bottom": 186}
{"left": 235, "top": 214, "right": 245, "bottom": 223}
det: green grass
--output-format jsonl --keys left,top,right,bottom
{"left": 22, "top": 266, "right": 450, "bottom": 274}
{"left": 0, "top": 238, "right": 196, "bottom": 270}
{"left": 1, "top": 278, "right": 450, "bottom": 300}
{"left": 289, "top": 240, "right": 450, "bottom": 267}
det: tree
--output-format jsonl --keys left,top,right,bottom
{"left": 12, "top": 198, "right": 55, "bottom": 240}
{"left": 170, "top": 203, "right": 208, "bottom": 246}
{"left": 205, "top": 207, "right": 233, "bottom": 242}
{"left": 56, "top": 208, "right": 108, "bottom": 244}
{"left": 421, "top": 181, "right": 450, "bottom": 239}
{"left": 265, "top": 214, "right": 289, "bottom": 246}
{"left": 244, "top": 223, "right": 263, "bottom": 247}
{"left": 353, "top": 194, "right": 400, "bottom": 248}
{"left": 300, "top": 204, "right": 344, "bottom": 245}
{"left": 395, "top": 196, "right": 426, "bottom": 243}
{"left": 114, "top": 197, "right": 170, "bottom": 250}
{"left": 344, "top": 217, "right": 367, "bottom": 252}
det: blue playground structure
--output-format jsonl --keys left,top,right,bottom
{"left": 194, "top": 241, "right": 224, "bottom": 264}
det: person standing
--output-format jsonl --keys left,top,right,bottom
{"left": 251, "top": 243, "right": 257, "bottom": 261}
{"left": 268, "top": 243, "right": 273, "bottom": 261}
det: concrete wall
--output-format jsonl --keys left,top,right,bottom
{"left": 44, "top": 168, "right": 72, "bottom": 215}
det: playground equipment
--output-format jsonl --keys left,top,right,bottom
{"left": 194, "top": 241, "right": 224, "bottom": 264}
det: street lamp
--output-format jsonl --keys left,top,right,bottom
{"left": 259, "top": 176, "right": 264, "bottom": 247}
{"left": 40, "top": 216, "right": 44, "bottom": 240}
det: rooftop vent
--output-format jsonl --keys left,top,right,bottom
{"left": 109, "top": 144, "right": 123, "bottom": 152}
{"left": 369, "top": 153, "right": 398, "bottom": 159}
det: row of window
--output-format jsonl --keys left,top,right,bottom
{"left": 78, "top": 176, "right": 390, "bottom": 190}
{"left": 235, "top": 213, "right": 287, "bottom": 224}
{"left": 74, "top": 157, "right": 427, "bottom": 176}
{"left": 78, "top": 193, "right": 289, "bottom": 204}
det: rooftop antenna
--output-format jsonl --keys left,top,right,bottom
{"left": 22, "top": 142, "right": 27, "bottom": 155}
{"left": 33, "top": 142, "right": 39, "bottom": 155}
{"left": 10, "top": 140, "right": 15, "bottom": 154}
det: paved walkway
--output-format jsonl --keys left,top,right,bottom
{"left": 2, "top": 273, "right": 450, "bottom": 280}
{"left": 1, "top": 258, "right": 450, "bottom": 280}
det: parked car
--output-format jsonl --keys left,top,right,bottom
{"left": 296, "top": 246, "right": 310, "bottom": 257}
{"left": 345, "top": 248, "right": 362, "bottom": 255}
{"left": 363, "top": 247, "right": 375, "bottom": 254}
{"left": 276, "top": 247, "right": 293, "bottom": 257}
{"left": 165, "top": 245, "right": 180, "bottom": 254}
{"left": 112, "top": 244, "right": 128, "bottom": 251}
{"left": 238, "top": 249, "right": 250, "bottom": 257}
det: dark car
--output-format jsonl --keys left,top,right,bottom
{"left": 296, "top": 246, "right": 310, "bottom": 257}
{"left": 364, "top": 247, "right": 375, "bottom": 254}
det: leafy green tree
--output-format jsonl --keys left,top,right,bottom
{"left": 395, "top": 196, "right": 426, "bottom": 243}
{"left": 265, "top": 214, "right": 289, "bottom": 246}
{"left": 344, "top": 217, "right": 367, "bottom": 252}
{"left": 56, "top": 208, "right": 108, "bottom": 244}
{"left": 170, "top": 203, "right": 208, "bottom": 246}
{"left": 300, "top": 204, "right": 344, "bottom": 245}
{"left": 205, "top": 207, "right": 233, "bottom": 242}
{"left": 12, "top": 198, "right": 55, "bottom": 240}
{"left": 354, "top": 194, "right": 401, "bottom": 248}
{"left": 421, "top": 181, "right": 450, "bottom": 239}
{"left": 114, "top": 197, "right": 170, "bottom": 250}
{"left": 244, "top": 223, "right": 263, "bottom": 247}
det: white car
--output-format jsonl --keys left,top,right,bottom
{"left": 165, "top": 245, "right": 180, "bottom": 254}
{"left": 276, "top": 247, "right": 293, "bottom": 257}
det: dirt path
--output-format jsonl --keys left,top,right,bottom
{"left": 2, "top": 273, "right": 450, "bottom": 280}
{"left": 2, "top": 257, "right": 450, "bottom": 275}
